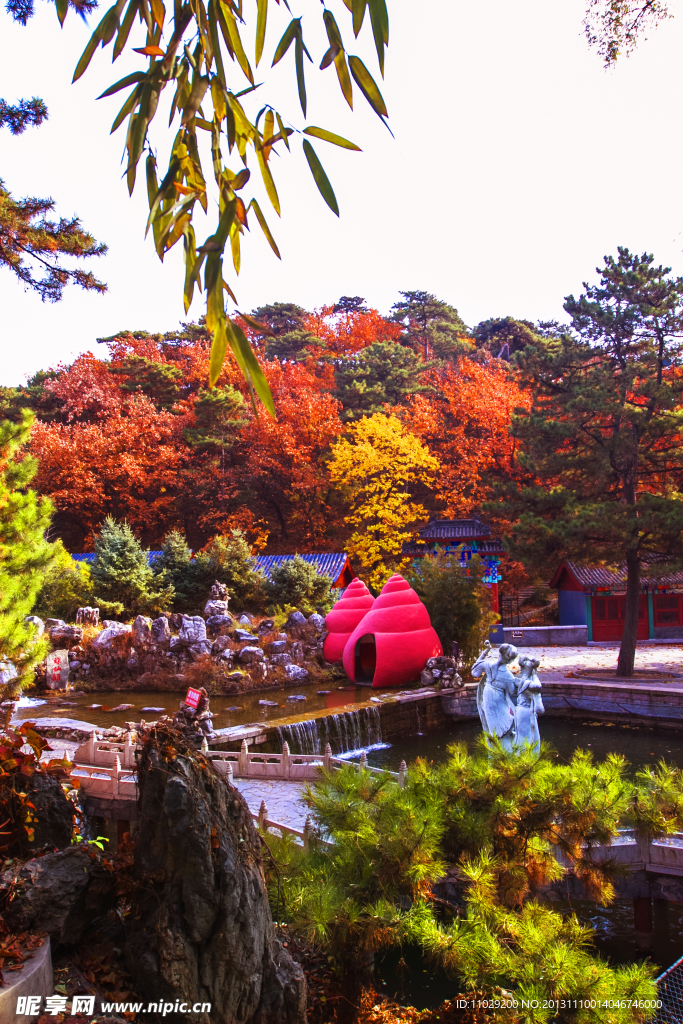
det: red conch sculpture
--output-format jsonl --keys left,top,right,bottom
{"left": 342, "top": 574, "right": 442, "bottom": 688}
{"left": 322, "top": 577, "right": 375, "bottom": 663}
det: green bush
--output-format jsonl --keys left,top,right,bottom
{"left": 91, "top": 517, "right": 173, "bottom": 619}
{"left": 264, "top": 555, "right": 332, "bottom": 613}
{"left": 408, "top": 546, "right": 497, "bottom": 668}
{"left": 195, "top": 530, "right": 266, "bottom": 612}
{"left": 153, "top": 530, "right": 206, "bottom": 613}
{"left": 33, "top": 541, "right": 93, "bottom": 622}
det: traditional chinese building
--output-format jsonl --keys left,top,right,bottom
{"left": 550, "top": 561, "right": 683, "bottom": 641}
{"left": 403, "top": 518, "right": 504, "bottom": 612}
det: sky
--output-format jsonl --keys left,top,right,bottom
{"left": 2, "top": 0, "right": 683, "bottom": 384}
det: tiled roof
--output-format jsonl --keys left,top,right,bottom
{"left": 255, "top": 553, "right": 350, "bottom": 585}
{"left": 418, "top": 518, "right": 492, "bottom": 540}
{"left": 72, "top": 551, "right": 163, "bottom": 565}
{"left": 556, "top": 560, "right": 683, "bottom": 590}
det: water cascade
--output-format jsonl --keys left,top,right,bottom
{"left": 276, "top": 706, "right": 384, "bottom": 755}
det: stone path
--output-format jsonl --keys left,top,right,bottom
{"left": 233, "top": 778, "right": 309, "bottom": 830}
{"left": 517, "top": 644, "right": 683, "bottom": 683}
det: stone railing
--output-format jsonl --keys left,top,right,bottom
{"left": 555, "top": 829, "right": 683, "bottom": 877}
{"left": 201, "top": 737, "right": 406, "bottom": 786}
{"left": 70, "top": 756, "right": 137, "bottom": 800}
{"left": 75, "top": 731, "right": 136, "bottom": 768}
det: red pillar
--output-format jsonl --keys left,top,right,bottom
{"left": 490, "top": 582, "right": 499, "bottom": 615}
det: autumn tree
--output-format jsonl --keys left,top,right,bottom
{"left": 495, "top": 248, "right": 683, "bottom": 677}
{"left": 328, "top": 413, "right": 439, "bottom": 588}
{"left": 0, "top": 413, "right": 56, "bottom": 696}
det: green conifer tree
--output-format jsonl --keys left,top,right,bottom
{"left": 334, "top": 341, "right": 433, "bottom": 421}
{"left": 265, "top": 555, "right": 333, "bottom": 612}
{"left": 0, "top": 413, "right": 56, "bottom": 696}
{"left": 493, "top": 248, "right": 683, "bottom": 676}
{"left": 154, "top": 530, "right": 206, "bottom": 613}
{"left": 390, "top": 290, "right": 470, "bottom": 361}
{"left": 196, "top": 530, "right": 265, "bottom": 612}
{"left": 91, "top": 517, "right": 173, "bottom": 619}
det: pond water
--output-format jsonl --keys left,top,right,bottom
{"left": 12, "top": 683, "right": 368, "bottom": 732}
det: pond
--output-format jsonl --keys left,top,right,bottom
{"left": 12, "top": 682, "right": 369, "bottom": 732}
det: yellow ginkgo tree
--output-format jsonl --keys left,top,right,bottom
{"left": 56, "top": 0, "right": 390, "bottom": 414}
{"left": 328, "top": 412, "right": 439, "bottom": 588}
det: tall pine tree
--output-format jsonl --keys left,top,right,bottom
{"left": 494, "top": 248, "right": 683, "bottom": 675}
{"left": 0, "top": 413, "right": 56, "bottom": 695}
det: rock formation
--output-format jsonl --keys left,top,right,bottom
{"left": 125, "top": 726, "right": 306, "bottom": 1024}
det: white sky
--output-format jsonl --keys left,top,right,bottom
{"left": 2, "top": 0, "right": 683, "bottom": 384}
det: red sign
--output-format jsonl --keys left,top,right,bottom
{"left": 185, "top": 687, "right": 201, "bottom": 709}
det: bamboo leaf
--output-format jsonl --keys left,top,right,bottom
{"left": 209, "top": 320, "right": 229, "bottom": 386}
{"left": 334, "top": 51, "right": 353, "bottom": 108}
{"left": 302, "top": 139, "right": 339, "bottom": 216}
{"left": 113, "top": 0, "right": 139, "bottom": 60}
{"left": 255, "top": 142, "right": 280, "bottom": 215}
{"left": 368, "top": 0, "right": 388, "bottom": 74}
{"left": 238, "top": 312, "right": 275, "bottom": 336}
{"left": 73, "top": 30, "right": 103, "bottom": 83}
{"left": 98, "top": 71, "right": 145, "bottom": 99}
{"left": 276, "top": 111, "right": 290, "bottom": 151}
{"left": 304, "top": 126, "right": 360, "bottom": 151}
{"left": 248, "top": 198, "right": 281, "bottom": 258}
{"left": 352, "top": 0, "right": 366, "bottom": 37}
{"left": 56, "top": 0, "right": 68, "bottom": 26}
{"left": 295, "top": 30, "right": 306, "bottom": 116}
{"left": 272, "top": 17, "right": 297, "bottom": 65}
{"left": 256, "top": 0, "right": 267, "bottom": 66}
{"left": 348, "top": 55, "right": 387, "bottom": 118}
{"left": 227, "top": 319, "right": 276, "bottom": 415}
{"left": 149, "top": 0, "right": 164, "bottom": 29}
{"left": 110, "top": 84, "right": 141, "bottom": 133}
{"left": 221, "top": 2, "right": 254, "bottom": 83}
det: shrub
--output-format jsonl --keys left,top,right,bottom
{"left": 264, "top": 555, "right": 333, "bottom": 613}
{"left": 33, "top": 541, "right": 93, "bottom": 622}
{"left": 407, "top": 546, "right": 497, "bottom": 669}
{"left": 90, "top": 517, "right": 173, "bottom": 619}
{"left": 195, "top": 530, "right": 266, "bottom": 612}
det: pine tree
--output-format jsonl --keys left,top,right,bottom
{"left": 153, "top": 531, "right": 205, "bottom": 613}
{"left": 493, "top": 248, "right": 683, "bottom": 676}
{"left": 333, "top": 341, "right": 433, "bottom": 421}
{"left": 195, "top": 530, "right": 265, "bottom": 611}
{"left": 391, "top": 290, "right": 470, "bottom": 361}
{"left": 91, "top": 517, "right": 173, "bottom": 618}
{"left": 0, "top": 413, "right": 56, "bottom": 696}
{"left": 265, "top": 555, "right": 332, "bottom": 612}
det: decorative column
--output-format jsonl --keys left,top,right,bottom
{"left": 648, "top": 591, "right": 655, "bottom": 640}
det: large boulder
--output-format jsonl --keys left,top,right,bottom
{"left": 205, "top": 600, "right": 230, "bottom": 618}
{"left": 265, "top": 640, "right": 287, "bottom": 655}
{"left": 0, "top": 847, "right": 98, "bottom": 945}
{"left": 211, "top": 636, "right": 233, "bottom": 656}
{"left": 285, "top": 665, "right": 309, "bottom": 681}
{"left": 307, "top": 613, "right": 326, "bottom": 632}
{"left": 24, "top": 615, "right": 45, "bottom": 637}
{"left": 132, "top": 615, "right": 153, "bottom": 647}
{"left": 1, "top": 771, "right": 74, "bottom": 857}
{"left": 206, "top": 614, "right": 233, "bottom": 636}
{"left": 49, "top": 624, "right": 83, "bottom": 647}
{"left": 44, "top": 618, "right": 66, "bottom": 630}
{"left": 188, "top": 641, "right": 213, "bottom": 661}
{"left": 239, "top": 646, "right": 264, "bottom": 664}
{"left": 93, "top": 623, "right": 132, "bottom": 648}
{"left": 124, "top": 727, "right": 306, "bottom": 1024}
{"left": 233, "top": 628, "right": 257, "bottom": 643}
{"left": 179, "top": 616, "right": 207, "bottom": 646}
{"left": 151, "top": 616, "right": 171, "bottom": 643}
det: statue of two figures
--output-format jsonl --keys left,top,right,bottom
{"left": 471, "top": 642, "right": 544, "bottom": 753}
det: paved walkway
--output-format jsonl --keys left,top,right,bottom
{"left": 517, "top": 644, "right": 683, "bottom": 683}
{"left": 233, "top": 778, "right": 309, "bottom": 830}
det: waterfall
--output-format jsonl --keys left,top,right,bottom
{"left": 276, "top": 706, "right": 384, "bottom": 755}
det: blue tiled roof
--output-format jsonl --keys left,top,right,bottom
{"left": 72, "top": 551, "right": 163, "bottom": 565}
{"left": 71, "top": 550, "right": 350, "bottom": 583}
{"left": 255, "top": 553, "right": 350, "bottom": 585}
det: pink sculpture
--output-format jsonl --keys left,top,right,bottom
{"left": 323, "top": 578, "right": 375, "bottom": 663}
{"left": 342, "top": 574, "right": 442, "bottom": 688}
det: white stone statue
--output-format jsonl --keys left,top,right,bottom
{"left": 514, "top": 656, "right": 545, "bottom": 754}
{"left": 471, "top": 644, "right": 545, "bottom": 753}
{"left": 471, "top": 642, "right": 518, "bottom": 752}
